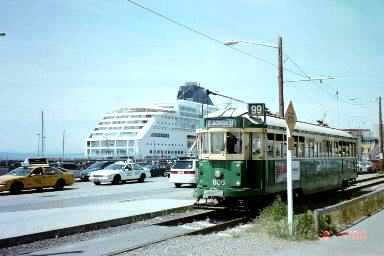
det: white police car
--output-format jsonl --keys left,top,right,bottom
{"left": 89, "top": 161, "right": 147, "bottom": 185}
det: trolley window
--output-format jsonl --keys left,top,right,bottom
{"left": 210, "top": 132, "right": 225, "bottom": 154}
{"left": 267, "top": 133, "right": 274, "bottom": 158}
{"left": 252, "top": 133, "right": 262, "bottom": 156}
{"left": 306, "top": 138, "right": 314, "bottom": 158}
{"left": 226, "top": 132, "right": 242, "bottom": 154}
{"left": 297, "top": 136, "right": 305, "bottom": 158}
{"left": 275, "top": 134, "right": 284, "bottom": 158}
{"left": 202, "top": 132, "right": 209, "bottom": 154}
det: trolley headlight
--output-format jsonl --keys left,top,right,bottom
{"left": 214, "top": 170, "right": 223, "bottom": 179}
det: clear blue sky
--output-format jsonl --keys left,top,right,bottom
{"left": 0, "top": 0, "right": 382, "bottom": 154}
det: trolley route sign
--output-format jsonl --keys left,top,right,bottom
{"left": 248, "top": 103, "right": 265, "bottom": 117}
{"left": 248, "top": 103, "right": 266, "bottom": 124}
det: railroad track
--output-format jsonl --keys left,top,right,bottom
{"left": 356, "top": 174, "right": 384, "bottom": 184}
{"left": 347, "top": 174, "right": 384, "bottom": 192}
{"left": 103, "top": 209, "right": 250, "bottom": 256}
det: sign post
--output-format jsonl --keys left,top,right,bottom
{"left": 285, "top": 101, "right": 297, "bottom": 236}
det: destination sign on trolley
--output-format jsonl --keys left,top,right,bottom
{"left": 207, "top": 119, "right": 236, "bottom": 128}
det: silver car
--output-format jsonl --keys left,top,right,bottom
{"left": 357, "top": 160, "right": 373, "bottom": 173}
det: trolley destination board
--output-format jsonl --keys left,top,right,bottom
{"left": 206, "top": 118, "right": 237, "bottom": 128}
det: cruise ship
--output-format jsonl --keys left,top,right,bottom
{"left": 85, "top": 82, "right": 217, "bottom": 160}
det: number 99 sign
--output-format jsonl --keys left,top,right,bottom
{"left": 248, "top": 103, "right": 265, "bottom": 117}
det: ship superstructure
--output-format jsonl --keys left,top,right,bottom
{"left": 85, "top": 82, "right": 217, "bottom": 160}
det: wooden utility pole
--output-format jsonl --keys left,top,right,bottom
{"left": 278, "top": 36, "right": 284, "bottom": 118}
{"left": 379, "top": 96, "right": 384, "bottom": 171}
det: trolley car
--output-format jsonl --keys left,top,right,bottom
{"left": 194, "top": 107, "right": 358, "bottom": 206}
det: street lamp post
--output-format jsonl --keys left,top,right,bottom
{"left": 36, "top": 133, "right": 41, "bottom": 156}
{"left": 224, "top": 37, "right": 284, "bottom": 117}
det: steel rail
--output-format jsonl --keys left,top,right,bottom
{"left": 345, "top": 176, "right": 384, "bottom": 193}
{"left": 104, "top": 210, "right": 249, "bottom": 256}
{"left": 355, "top": 174, "right": 384, "bottom": 184}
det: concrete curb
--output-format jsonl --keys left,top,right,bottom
{"left": 314, "top": 187, "right": 384, "bottom": 233}
{"left": 0, "top": 205, "right": 193, "bottom": 249}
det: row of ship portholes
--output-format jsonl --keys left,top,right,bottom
{"left": 149, "top": 150, "right": 184, "bottom": 155}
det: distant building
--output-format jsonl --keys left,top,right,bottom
{"left": 342, "top": 129, "right": 377, "bottom": 160}
{"left": 85, "top": 82, "right": 217, "bottom": 160}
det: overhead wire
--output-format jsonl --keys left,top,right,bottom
{"left": 126, "top": 0, "right": 378, "bottom": 114}
{"left": 282, "top": 54, "right": 378, "bottom": 127}
{"left": 284, "top": 53, "right": 375, "bottom": 107}
{"left": 126, "top": 0, "right": 307, "bottom": 78}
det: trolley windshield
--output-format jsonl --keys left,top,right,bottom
{"left": 198, "top": 130, "right": 242, "bottom": 155}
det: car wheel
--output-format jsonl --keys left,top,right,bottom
{"left": 112, "top": 175, "right": 121, "bottom": 185}
{"left": 174, "top": 183, "right": 181, "bottom": 188}
{"left": 54, "top": 179, "right": 65, "bottom": 190}
{"left": 10, "top": 182, "right": 23, "bottom": 194}
{"left": 94, "top": 181, "right": 101, "bottom": 185}
{"left": 138, "top": 173, "right": 145, "bottom": 183}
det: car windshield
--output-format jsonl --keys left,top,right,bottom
{"left": 7, "top": 167, "right": 30, "bottom": 176}
{"left": 174, "top": 161, "right": 193, "bottom": 169}
{"left": 87, "top": 162, "right": 107, "bottom": 170}
{"left": 105, "top": 163, "right": 123, "bottom": 170}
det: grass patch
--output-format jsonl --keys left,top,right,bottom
{"left": 253, "top": 200, "right": 317, "bottom": 240}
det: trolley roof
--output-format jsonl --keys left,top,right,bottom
{"left": 206, "top": 108, "right": 353, "bottom": 138}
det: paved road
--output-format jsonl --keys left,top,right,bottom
{"left": 0, "top": 177, "right": 195, "bottom": 212}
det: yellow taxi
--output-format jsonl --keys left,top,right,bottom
{"left": 0, "top": 158, "right": 75, "bottom": 194}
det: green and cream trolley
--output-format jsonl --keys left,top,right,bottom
{"left": 194, "top": 108, "right": 358, "bottom": 205}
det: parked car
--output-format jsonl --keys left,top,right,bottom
{"left": 89, "top": 161, "right": 147, "bottom": 185}
{"left": 80, "top": 161, "right": 114, "bottom": 181}
{"left": 138, "top": 164, "right": 152, "bottom": 178}
{"left": 371, "top": 160, "right": 382, "bottom": 172}
{"left": 0, "top": 158, "right": 74, "bottom": 194}
{"left": 357, "top": 160, "right": 373, "bottom": 174}
{"left": 143, "top": 164, "right": 166, "bottom": 177}
{"left": 55, "top": 162, "right": 82, "bottom": 179}
{"left": 169, "top": 159, "right": 198, "bottom": 188}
